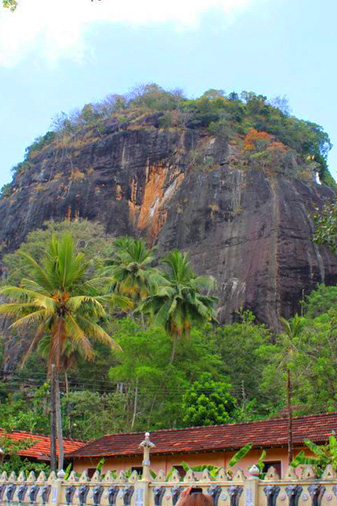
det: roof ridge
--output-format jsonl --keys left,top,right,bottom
{"left": 73, "top": 411, "right": 337, "bottom": 445}
{"left": 0, "top": 428, "right": 86, "bottom": 442}
{"left": 109, "top": 411, "right": 337, "bottom": 435}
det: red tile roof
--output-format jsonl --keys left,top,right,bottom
{"left": 0, "top": 429, "right": 85, "bottom": 460}
{"left": 67, "top": 412, "right": 337, "bottom": 459}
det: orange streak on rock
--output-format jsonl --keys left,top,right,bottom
{"left": 138, "top": 165, "right": 167, "bottom": 230}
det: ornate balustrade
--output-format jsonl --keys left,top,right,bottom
{"left": 0, "top": 434, "right": 336, "bottom": 506}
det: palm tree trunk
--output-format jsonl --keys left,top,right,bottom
{"left": 140, "top": 312, "right": 146, "bottom": 332}
{"left": 287, "top": 369, "right": 293, "bottom": 465}
{"left": 55, "top": 369, "right": 64, "bottom": 471}
{"left": 169, "top": 333, "right": 178, "bottom": 364}
{"left": 50, "top": 364, "right": 57, "bottom": 473}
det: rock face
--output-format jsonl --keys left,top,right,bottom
{"left": 1, "top": 117, "right": 337, "bottom": 328}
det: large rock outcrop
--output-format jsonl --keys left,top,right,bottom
{"left": 1, "top": 116, "right": 336, "bottom": 328}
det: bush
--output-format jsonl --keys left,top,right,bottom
{"left": 24, "top": 131, "right": 57, "bottom": 160}
{"left": 11, "top": 161, "right": 31, "bottom": 177}
{"left": 6, "top": 84, "right": 334, "bottom": 185}
{"left": 0, "top": 183, "right": 12, "bottom": 199}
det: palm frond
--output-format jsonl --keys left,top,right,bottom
{"left": 21, "top": 323, "right": 46, "bottom": 368}
{"left": 65, "top": 314, "right": 94, "bottom": 360}
{"left": 0, "top": 285, "right": 48, "bottom": 301}
{"left": 10, "top": 309, "right": 49, "bottom": 329}
{"left": 18, "top": 251, "right": 54, "bottom": 291}
{"left": 0, "top": 302, "right": 40, "bottom": 316}
{"left": 67, "top": 295, "right": 106, "bottom": 316}
{"left": 76, "top": 314, "right": 120, "bottom": 350}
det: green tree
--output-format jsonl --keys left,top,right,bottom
{"left": 0, "top": 436, "right": 50, "bottom": 475}
{"left": 102, "top": 237, "right": 161, "bottom": 318}
{"left": 302, "top": 284, "right": 337, "bottom": 319}
{"left": 2, "top": 219, "right": 113, "bottom": 286}
{"left": 259, "top": 315, "right": 306, "bottom": 464}
{"left": 182, "top": 373, "right": 236, "bottom": 426}
{"left": 2, "top": 0, "right": 17, "bottom": 11}
{"left": 139, "top": 250, "right": 218, "bottom": 363}
{"left": 109, "top": 318, "right": 222, "bottom": 429}
{"left": 313, "top": 199, "right": 337, "bottom": 252}
{"left": 0, "top": 383, "right": 50, "bottom": 434}
{"left": 210, "top": 311, "right": 273, "bottom": 419}
{"left": 288, "top": 310, "right": 337, "bottom": 413}
{"left": 0, "top": 233, "right": 131, "bottom": 471}
{"left": 62, "top": 390, "right": 128, "bottom": 439}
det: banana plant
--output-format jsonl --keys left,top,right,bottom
{"left": 291, "top": 435, "right": 337, "bottom": 477}
{"left": 228, "top": 444, "right": 266, "bottom": 478}
{"left": 228, "top": 444, "right": 253, "bottom": 468}
{"left": 182, "top": 462, "right": 222, "bottom": 479}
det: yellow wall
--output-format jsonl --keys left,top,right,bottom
{"left": 72, "top": 446, "right": 301, "bottom": 478}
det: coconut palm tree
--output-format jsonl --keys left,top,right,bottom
{"left": 279, "top": 314, "right": 306, "bottom": 464}
{"left": 102, "top": 236, "right": 162, "bottom": 321}
{"left": 139, "top": 250, "right": 218, "bottom": 363}
{"left": 0, "top": 233, "right": 131, "bottom": 471}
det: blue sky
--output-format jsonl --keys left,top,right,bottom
{"left": 0, "top": 0, "right": 336, "bottom": 188}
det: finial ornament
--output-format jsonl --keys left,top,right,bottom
{"left": 140, "top": 432, "right": 156, "bottom": 450}
{"left": 57, "top": 469, "right": 66, "bottom": 479}
{"left": 248, "top": 465, "right": 260, "bottom": 478}
{"left": 139, "top": 432, "right": 155, "bottom": 482}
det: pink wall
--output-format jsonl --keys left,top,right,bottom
{"left": 72, "top": 446, "right": 305, "bottom": 478}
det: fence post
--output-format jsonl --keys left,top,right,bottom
{"left": 244, "top": 466, "right": 260, "bottom": 506}
{"left": 138, "top": 432, "right": 155, "bottom": 506}
{"left": 49, "top": 470, "right": 65, "bottom": 506}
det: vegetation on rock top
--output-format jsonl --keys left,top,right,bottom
{"left": 1, "top": 84, "right": 334, "bottom": 200}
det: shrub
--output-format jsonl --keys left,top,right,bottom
{"left": 11, "top": 161, "right": 31, "bottom": 177}
{"left": 25, "top": 131, "right": 56, "bottom": 160}
{"left": 6, "top": 84, "right": 334, "bottom": 186}
{"left": 0, "top": 183, "right": 12, "bottom": 199}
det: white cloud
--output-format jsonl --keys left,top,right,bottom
{"left": 0, "top": 0, "right": 264, "bottom": 67}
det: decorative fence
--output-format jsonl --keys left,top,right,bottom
{"left": 1, "top": 433, "right": 337, "bottom": 506}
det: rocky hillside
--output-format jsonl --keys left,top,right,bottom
{"left": 1, "top": 87, "right": 336, "bottom": 328}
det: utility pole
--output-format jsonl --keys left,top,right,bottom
{"left": 55, "top": 376, "right": 64, "bottom": 471}
{"left": 241, "top": 380, "right": 247, "bottom": 416}
{"left": 131, "top": 379, "right": 139, "bottom": 429}
{"left": 287, "top": 369, "right": 293, "bottom": 465}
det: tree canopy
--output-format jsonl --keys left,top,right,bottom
{"left": 2, "top": 221, "right": 337, "bottom": 446}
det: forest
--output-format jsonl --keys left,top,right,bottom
{"left": 1, "top": 215, "right": 337, "bottom": 448}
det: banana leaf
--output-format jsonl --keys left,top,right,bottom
{"left": 96, "top": 458, "right": 105, "bottom": 473}
{"left": 191, "top": 465, "right": 221, "bottom": 479}
{"left": 304, "top": 439, "right": 326, "bottom": 458}
{"left": 257, "top": 450, "right": 267, "bottom": 471}
{"left": 291, "top": 451, "right": 317, "bottom": 468}
{"left": 229, "top": 443, "right": 253, "bottom": 467}
{"left": 182, "top": 462, "right": 191, "bottom": 473}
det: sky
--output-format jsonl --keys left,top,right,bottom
{"left": 0, "top": 0, "right": 336, "bottom": 188}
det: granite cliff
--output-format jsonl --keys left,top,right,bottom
{"left": 1, "top": 106, "right": 336, "bottom": 329}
